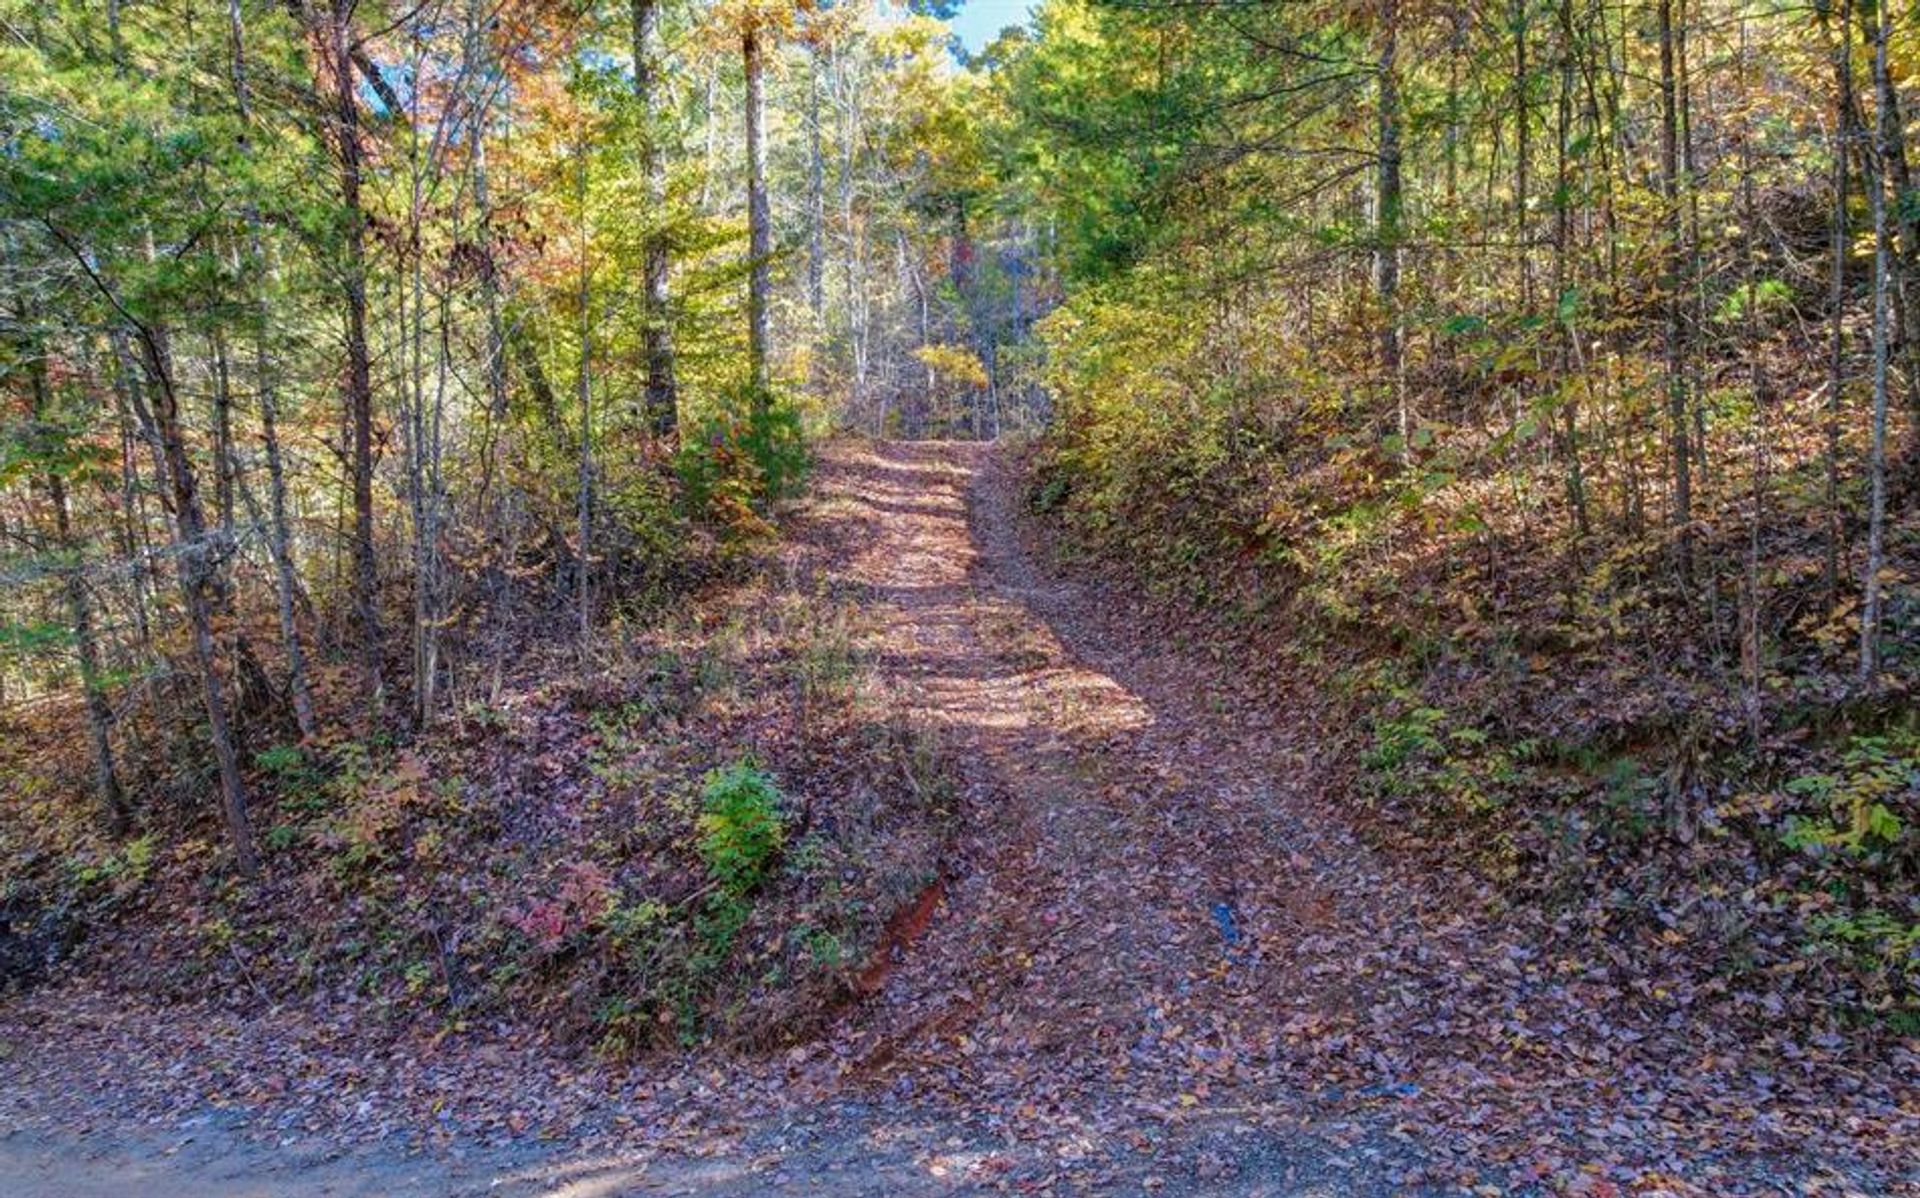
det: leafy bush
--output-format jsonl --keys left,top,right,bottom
{"left": 595, "top": 450, "right": 686, "bottom": 608}
{"left": 677, "top": 394, "right": 810, "bottom": 538}
{"left": 696, "top": 763, "right": 787, "bottom": 895}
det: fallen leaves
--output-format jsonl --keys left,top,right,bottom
{"left": 1, "top": 443, "right": 1912, "bottom": 1196}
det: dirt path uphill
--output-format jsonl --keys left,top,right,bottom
{"left": 808, "top": 441, "right": 1912, "bottom": 1195}
{"left": 817, "top": 442, "right": 1406, "bottom": 1113}
{"left": 2, "top": 440, "right": 1910, "bottom": 1196}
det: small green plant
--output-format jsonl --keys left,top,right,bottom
{"left": 67, "top": 833, "right": 156, "bottom": 897}
{"left": 1362, "top": 701, "right": 1445, "bottom": 779}
{"left": 1601, "top": 756, "right": 1657, "bottom": 841}
{"left": 1031, "top": 471, "right": 1071, "bottom": 514}
{"left": 676, "top": 396, "right": 811, "bottom": 535}
{"left": 696, "top": 763, "right": 787, "bottom": 895}
{"left": 587, "top": 701, "right": 652, "bottom": 788}
{"left": 799, "top": 924, "right": 844, "bottom": 967}
{"left": 263, "top": 823, "right": 305, "bottom": 853}
{"left": 793, "top": 602, "right": 860, "bottom": 709}
{"left": 403, "top": 959, "right": 434, "bottom": 997}
{"left": 254, "top": 742, "right": 306, "bottom": 776}
{"left": 604, "top": 898, "right": 669, "bottom": 960}
{"left": 1781, "top": 731, "right": 1916, "bottom": 853}
{"left": 256, "top": 741, "right": 329, "bottom": 819}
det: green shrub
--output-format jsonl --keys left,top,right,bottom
{"left": 1362, "top": 701, "right": 1445, "bottom": 778}
{"left": 676, "top": 394, "right": 810, "bottom": 534}
{"left": 1030, "top": 470, "right": 1071, "bottom": 514}
{"left": 696, "top": 763, "right": 787, "bottom": 895}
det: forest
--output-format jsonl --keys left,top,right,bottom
{"left": 0, "top": 0, "right": 1915, "bottom": 1193}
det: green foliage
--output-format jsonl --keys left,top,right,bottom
{"left": 1030, "top": 470, "right": 1072, "bottom": 514}
{"left": 604, "top": 898, "right": 669, "bottom": 956}
{"left": 787, "top": 598, "right": 861, "bottom": 712}
{"left": 66, "top": 834, "right": 155, "bottom": 897}
{"left": 1601, "top": 757, "right": 1658, "bottom": 841}
{"left": 1781, "top": 731, "right": 1917, "bottom": 854}
{"left": 1362, "top": 702, "right": 1446, "bottom": 780}
{"left": 676, "top": 397, "right": 811, "bottom": 537}
{"left": 1714, "top": 278, "right": 1793, "bottom": 326}
{"left": 253, "top": 743, "right": 307, "bottom": 778}
{"left": 696, "top": 763, "right": 788, "bottom": 896}
{"left": 594, "top": 454, "right": 688, "bottom": 610}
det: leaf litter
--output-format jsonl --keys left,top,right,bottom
{"left": 1, "top": 441, "right": 1913, "bottom": 1195}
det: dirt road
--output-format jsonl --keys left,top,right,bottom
{"left": 2, "top": 442, "right": 1905, "bottom": 1196}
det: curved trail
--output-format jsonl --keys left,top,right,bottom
{"left": 1, "top": 441, "right": 1904, "bottom": 1196}
{"left": 820, "top": 442, "right": 1409, "bottom": 1110}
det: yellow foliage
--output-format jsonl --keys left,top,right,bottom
{"left": 913, "top": 343, "right": 990, "bottom": 389}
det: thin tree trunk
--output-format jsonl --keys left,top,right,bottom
{"left": 211, "top": 328, "right": 238, "bottom": 541}
{"left": 576, "top": 140, "right": 594, "bottom": 639}
{"left": 1739, "top": 10, "right": 1770, "bottom": 746}
{"left": 405, "top": 20, "right": 439, "bottom": 728}
{"left": 1514, "top": 0, "right": 1532, "bottom": 312}
{"left": 318, "top": 0, "right": 385, "bottom": 716}
{"left": 1861, "top": 0, "right": 1894, "bottom": 682}
{"left": 806, "top": 43, "right": 827, "bottom": 327}
{"left": 1678, "top": 0, "right": 1709, "bottom": 481}
{"left": 1854, "top": 0, "right": 1920, "bottom": 437}
{"left": 206, "top": 321, "right": 275, "bottom": 733}
{"left": 837, "top": 45, "right": 871, "bottom": 425}
{"left": 1376, "top": 0, "right": 1406, "bottom": 459}
{"left": 23, "top": 330, "right": 130, "bottom": 832}
{"left": 633, "top": 0, "right": 678, "bottom": 439}
{"left": 107, "top": 339, "right": 156, "bottom": 650}
{"left": 744, "top": 22, "right": 773, "bottom": 403}
{"left": 471, "top": 27, "right": 518, "bottom": 701}
{"left": 1826, "top": 0, "right": 1853, "bottom": 605}
{"left": 235, "top": 0, "right": 316, "bottom": 741}
{"left": 1554, "top": 0, "right": 1590, "bottom": 542}
{"left": 1658, "top": 0, "right": 1693, "bottom": 583}
{"left": 50, "top": 471, "right": 130, "bottom": 833}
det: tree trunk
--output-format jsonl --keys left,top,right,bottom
{"left": 1861, "top": 0, "right": 1894, "bottom": 681}
{"left": 471, "top": 12, "right": 517, "bottom": 701}
{"left": 52, "top": 472, "right": 130, "bottom": 832}
{"left": 1826, "top": 0, "right": 1853, "bottom": 605}
{"left": 1376, "top": 0, "right": 1406, "bottom": 457}
{"left": 319, "top": 0, "right": 385, "bottom": 716}
{"left": 1738, "top": 9, "right": 1771, "bottom": 745}
{"left": 806, "top": 44, "right": 827, "bottom": 326}
{"left": 225, "top": 172, "right": 322, "bottom": 742}
{"left": 837, "top": 45, "right": 871, "bottom": 425}
{"left": 24, "top": 333, "right": 130, "bottom": 832}
{"left": 1513, "top": 0, "right": 1532, "bottom": 311}
{"left": 1553, "top": 0, "right": 1590, "bottom": 542}
{"left": 1657, "top": 0, "right": 1693, "bottom": 583}
{"left": 632, "top": 0, "right": 679, "bottom": 439}
{"left": 1853, "top": 0, "right": 1920, "bottom": 438}
{"left": 576, "top": 140, "right": 594, "bottom": 639}
{"left": 744, "top": 22, "right": 773, "bottom": 403}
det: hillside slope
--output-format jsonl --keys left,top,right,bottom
{"left": 2, "top": 441, "right": 1912, "bottom": 1196}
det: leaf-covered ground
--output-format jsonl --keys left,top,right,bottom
{"left": 3, "top": 441, "right": 1914, "bottom": 1195}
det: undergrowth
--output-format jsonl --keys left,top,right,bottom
{"left": 1025, "top": 314, "right": 1920, "bottom": 1036}
{"left": 0, "top": 487, "right": 958, "bottom": 1056}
